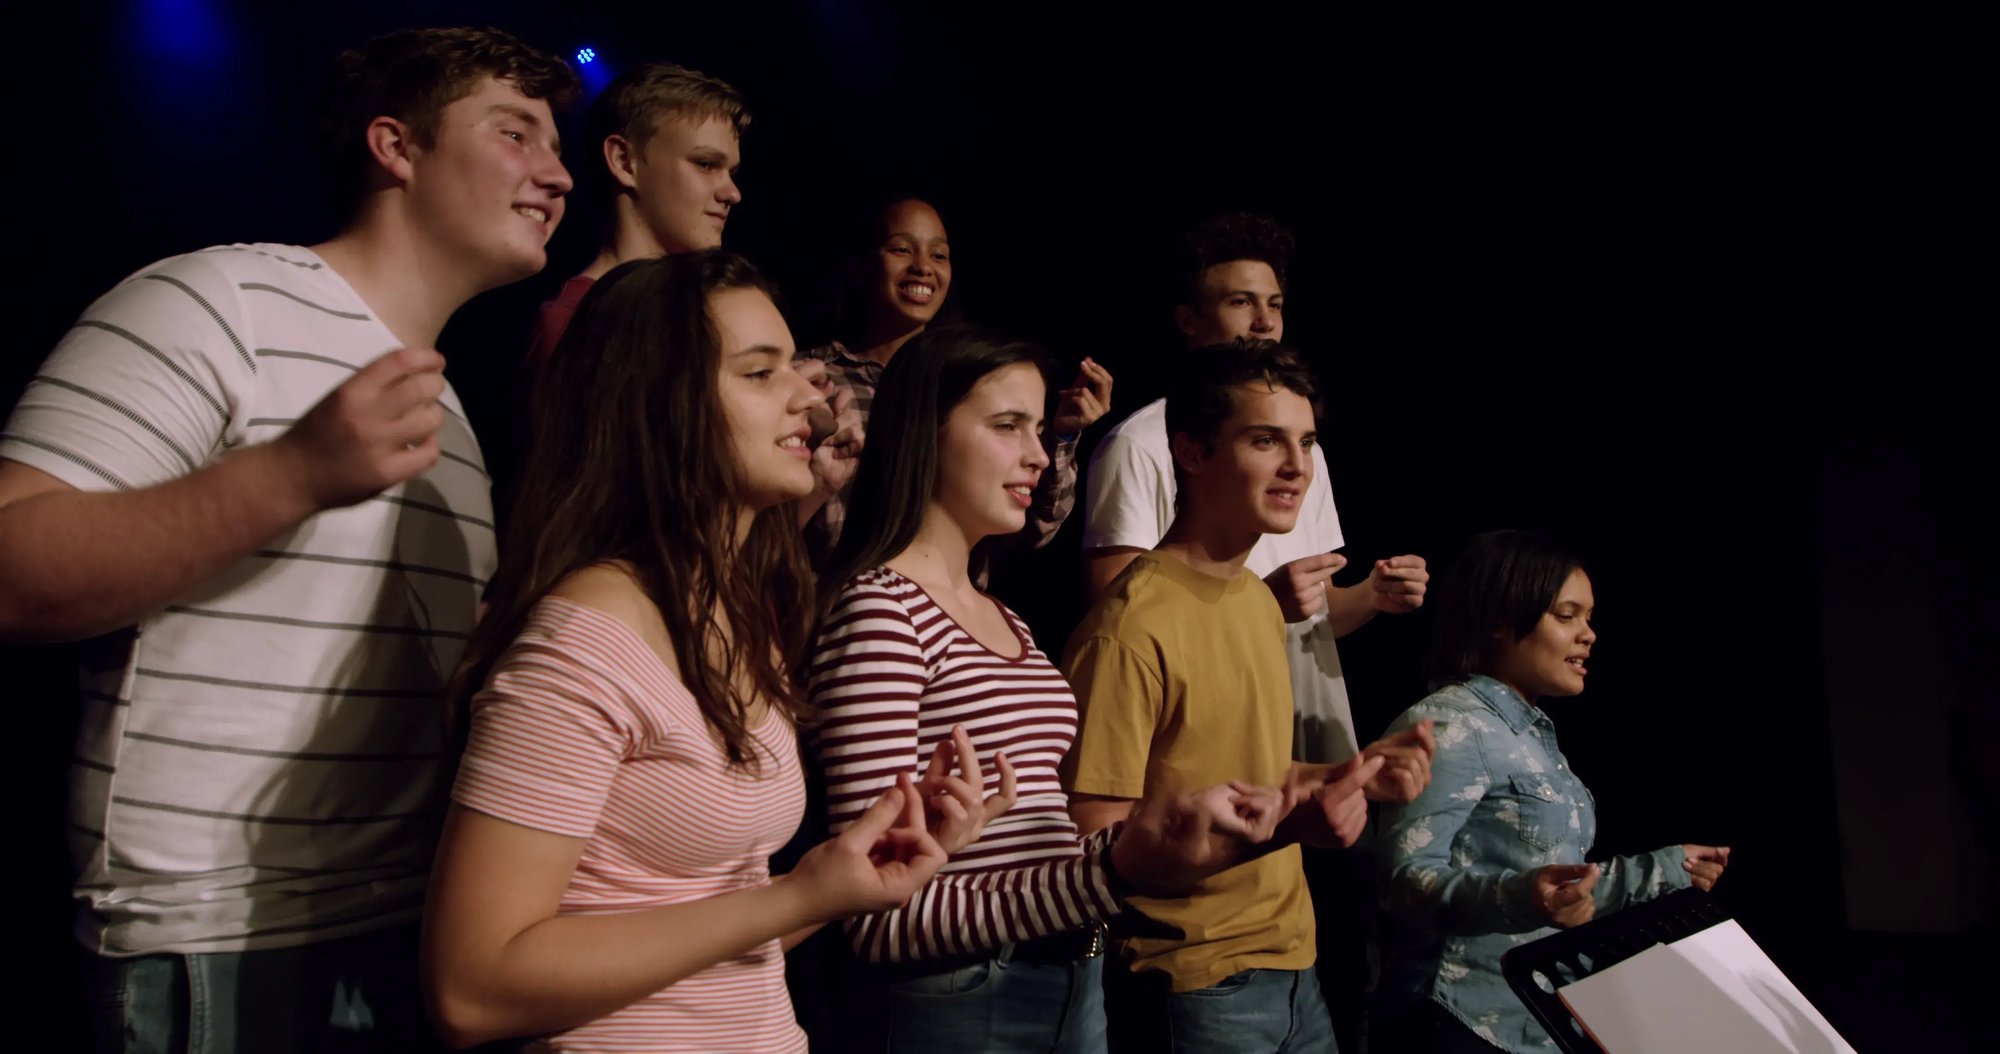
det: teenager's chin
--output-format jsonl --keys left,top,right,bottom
{"left": 1255, "top": 511, "right": 1303, "bottom": 535}
{"left": 889, "top": 303, "right": 939, "bottom": 327}
{"left": 496, "top": 248, "right": 547, "bottom": 285}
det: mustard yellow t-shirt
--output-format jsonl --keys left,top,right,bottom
{"left": 1060, "top": 551, "right": 1314, "bottom": 992}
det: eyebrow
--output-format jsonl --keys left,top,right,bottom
{"left": 887, "top": 231, "right": 949, "bottom": 246}
{"left": 1221, "top": 288, "right": 1280, "bottom": 299}
{"left": 729, "top": 344, "right": 790, "bottom": 361}
{"left": 489, "top": 103, "right": 560, "bottom": 153}
{"left": 1241, "top": 423, "right": 1317, "bottom": 439}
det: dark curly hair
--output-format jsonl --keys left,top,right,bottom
{"left": 1175, "top": 211, "right": 1297, "bottom": 305}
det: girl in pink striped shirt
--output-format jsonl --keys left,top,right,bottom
{"left": 422, "top": 253, "right": 988, "bottom": 1053}
{"left": 810, "top": 326, "right": 1287, "bottom": 1053}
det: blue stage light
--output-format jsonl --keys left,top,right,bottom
{"left": 576, "top": 47, "right": 597, "bottom": 64}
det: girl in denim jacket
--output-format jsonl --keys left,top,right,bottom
{"left": 1373, "top": 531, "right": 1730, "bottom": 1053}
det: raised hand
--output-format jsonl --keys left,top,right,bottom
{"left": 1051, "top": 358, "right": 1114, "bottom": 437}
{"left": 797, "top": 357, "right": 840, "bottom": 442}
{"left": 1202, "top": 780, "right": 1288, "bottom": 844}
{"left": 1530, "top": 863, "right": 1599, "bottom": 928}
{"left": 1368, "top": 555, "right": 1429, "bottom": 615}
{"left": 1680, "top": 844, "right": 1731, "bottom": 892}
{"left": 793, "top": 774, "right": 948, "bottom": 920}
{"left": 1361, "top": 720, "right": 1436, "bottom": 803}
{"left": 808, "top": 384, "right": 865, "bottom": 497}
{"left": 915, "top": 724, "right": 1018, "bottom": 855}
{"left": 1265, "top": 551, "right": 1347, "bottom": 622}
{"left": 275, "top": 347, "right": 448, "bottom": 509}
{"left": 1279, "top": 753, "right": 1384, "bottom": 848}
{"left": 1109, "top": 788, "right": 1251, "bottom": 897}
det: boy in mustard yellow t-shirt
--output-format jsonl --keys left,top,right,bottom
{"left": 1064, "top": 340, "right": 1417, "bottom": 1053}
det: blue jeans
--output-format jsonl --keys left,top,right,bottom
{"left": 881, "top": 946, "right": 1107, "bottom": 1053}
{"left": 1166, "top": 968, "right": 1338, "bottom": 1054}
{"left": 84, "top": 924, "right": 434, "bottom": 1053}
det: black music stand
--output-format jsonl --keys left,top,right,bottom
{"left": 1499, "top": 888, "right": 1732, "bottom": 1054}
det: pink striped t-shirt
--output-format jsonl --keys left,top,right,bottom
{"left": 454, "top": 596, "right": 807, "bottom": 1053}
{"left": 809, "top": 568, "right": 1120, "bottom": 965}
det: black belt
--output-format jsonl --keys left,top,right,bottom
{"left": 1011, "top": 922, "right": 1108, "bottom": 964}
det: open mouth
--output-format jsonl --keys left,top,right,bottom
{"left": 1005, "top": 483, "right": 1033, "bottom": 508}
{"left": 899, "top": 281, "right": 937, "bottom": 304}
{"left": 1565, "top": 656, "right": 1588, "bottom": 675}
{"left": 513, "top": 205, "right": 549, "bottom": 225}
{"left": 778, "top": 433, "right": 811, "bottom": 459}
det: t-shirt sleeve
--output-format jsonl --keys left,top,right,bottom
{"left": 809, "top": 581, "right": 928, "bottom": 831}
{"left": 523, "top": 278, "right": 590, "bottom": 367}
{"left": 452, "top": 632, "right": 639, "bottom": 840}
{"left": 1060, "top": 634, "right": 1165, "bottom": 800}
{"left": 1081, "top": 426, "right": 1171, "bottom": 552}
{"left": 2, "top": 254, "right": 258, "bottom": 491}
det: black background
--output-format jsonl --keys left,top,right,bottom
{"left": 13, "top": 2, "right": 1984, "bottom": 1048}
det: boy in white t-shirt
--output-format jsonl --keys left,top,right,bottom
{"left": 1083, "top": 212, "right": 1430, "bottom": 771}
{"left": 0, "top": 27, "right": 576, "bottom": 1051}
{"left": 1079, "top": 213, "right": 1436, "bottom": 1050}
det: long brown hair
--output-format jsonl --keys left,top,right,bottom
{"left": 450, "top": 251, "right": 813, "bottom": 767}
{"left": 818, "top": 325, "right": 1048, "bottom": 626}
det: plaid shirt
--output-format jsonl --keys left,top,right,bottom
{"left": 806, "top": 341, "right": 1077, "bottom": 555}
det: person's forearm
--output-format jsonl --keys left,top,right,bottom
{"left": 1025, "top": 441, "right": 1078, "bottom": 549}
{"left": 1593, "top": 846, "right": 1691, "bottom": 912}
{"left": 1322, "top": 580, "right": 1379, "bottom": 638}
{"left": 431, "top": 875, "right": 820, "bottom": 1049}
{"left": 1384, "top": 859, "right": 1544, "bottom": 935}
{"left": 0, "top": 446, "right": 319, "bottom": 643}
{"left": 781, "top": 918, "right": 829, "bottom": 952}
{"left": 846, "top": 840, "right": 1118, "bottom": 963}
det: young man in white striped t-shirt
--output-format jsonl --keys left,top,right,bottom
{"left": 0, "top": 27, "right": 576, "bottom": 1051}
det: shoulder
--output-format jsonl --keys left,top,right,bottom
{"left": 1398, "top": 683, "right": 1506, "bottom": 750}
{"left": 555, "top": 274, "right": 596, "bottom": 305}
{"left": 1072, "top": 557, "right": 1173, "bottom": 639}
{"left": 88, "top": 246, "right": 252, "bottom": 312}
{"left": 1091, "top": 400, "right": 1170, "bottom": 464}
{"left": 135, "top": 243, "right": 334, "bottom": 298}
{"left": 827, "top": 565, "right": 920, "bottom": 606}
{"left": 544, "top": 563, "right": 680, "bottom": 679}
{"left": 821, "top": 567, "right": 924, "bottom": 628}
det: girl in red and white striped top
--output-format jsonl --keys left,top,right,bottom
{"left": 810, "top": 326, "right": 1287, "bottom": 1053}
{"left": 422, "top": 253, "right": 978, "bottom": 1053}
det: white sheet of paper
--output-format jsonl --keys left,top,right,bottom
{"left": 1555, "top": 919, "right": 1856, "bottom": 1053}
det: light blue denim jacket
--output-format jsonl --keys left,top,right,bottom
{"left": 1375, "top": 676, "right": 1689, "bottom": 1053}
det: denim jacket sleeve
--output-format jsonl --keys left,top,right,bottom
{"left": 1593, "top": 843, "right": 1691, "bottom": 912}
{"left": 1378, "top": 705, "right": 1548, "bottom": 936}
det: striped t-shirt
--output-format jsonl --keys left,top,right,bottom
{"left": 1, "top": 243, "right": 496, "bottom": 956}
{"left": 454, "top": 597, "right": 807, "bottom": 1053}
{"left": 809, "top": 567, "right": 1119, "bottom": 965}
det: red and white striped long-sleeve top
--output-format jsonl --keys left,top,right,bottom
{"left": 453, "top": 597, "right": 808, "bottom": 1053}
{"left": 809, "top": 567, "right": 1120, "bottom": 964}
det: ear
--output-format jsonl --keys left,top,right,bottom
{"left": 1169, "top": 430, "right": 1210, "bottom": 481}
{"left": 363, "top": 116, "right": 418, "bottom": 187}
{"left": 1173, "top": 303, "right": 1197, "bottom": 337}
{"left": 602, "top": 134, "right": 641, "bottom": 191}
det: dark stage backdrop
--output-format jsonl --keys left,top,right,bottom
{"left": 12, "top": 2, "right": 1985, "bottom": 1048}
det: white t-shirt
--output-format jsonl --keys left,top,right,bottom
{"left": 1080, "top": 397, "right": 1358, "bottom": 763}
{"left": 2, "top": 244, "right": 496, "bottom": 955}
